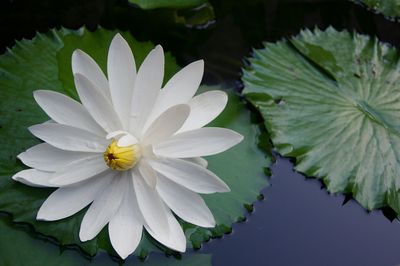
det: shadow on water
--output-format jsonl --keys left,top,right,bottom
{"left": 2, "top": 0, "right": 400, "bottom": 83}
{"left": 1, "top": 0, "right": 400, "bottom": 265}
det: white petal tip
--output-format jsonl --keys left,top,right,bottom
{"left": 229, "top": 131, "right": 244, "bottom": 146}
{"left": 11, "top": 174, "right": 20, "bottom": 182}
{"left": 195, "top": 217, "right": 216, "bottom": 228}
{"left": 113, "top": 32, "right": 123, "bottom": 40}
{"left": 27, "top": 124, "right": 37, "bottom": 133}
{"left": 114, "top": 248, "right": 135, "bottom": 260}
{"left": 32, "top": 89, "right": 45, "bottom": 99}
{"left": 219, "top": 90, "right": 228, "bottom": 102}
{"left": 11, "top": 171, "right": 29, "bottom": 183}
{"left": 71, "top": 49, "right": 86, "bottom": 70}
{"left": 194, "top": 59, "right": 204, "bottom": 68}
{"left": 166, "top": 241, "right": 186, "bottom": 253}
{"left": 72, "top": 49, "right": 85, "bottom": 58}
{"left": 152, "top": 45, "right": 164, "bottom": 56}
{"left": 36, "top": 211, "right": 56, "bottom": 222}
{"left": 203, "top": 221, "right": 216, "bottom": 228}
{"left": 175, "top": 245, "right": 186, "bottom": 253}
{"left": 36, "top": 214, "right": 45, "bottom": 221}
{"left": 110, "top": 33, "right": 129, "bottom": 49}
{"left": 79, "top": 231, "right": 92, "bottom": 242}
{"left": 118, "top": 253, "right": 130, "bottom": 260}
{"left": 36, "top": 213, "right": 47, "bottom": 221}
{"left": 218, "top": 183, "right": 231, "bottom": 193}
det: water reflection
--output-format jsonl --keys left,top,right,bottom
{"left": 202, "top": 156, "right": 400, "bottom": 266}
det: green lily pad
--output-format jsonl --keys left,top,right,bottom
{"left": 243, "top": 27, "right": 400, "bottom": 217}
{"left": 0, "top": 28, "right": 270, "bottom": 257}
{"left": 128, "top": 0, "right": 207, "bottom": 10}
{"left": 0, "top": 213, "right": 211, "bottom": 266}
{"left": 352, "top": 0, "right": 400, "bottom": 19}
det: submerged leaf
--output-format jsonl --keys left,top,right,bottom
{"left": 243, "top": 27, "right": 400, "bottom": 217}
{"left": 0, "top": 28, "right": 270, "bottom": 256}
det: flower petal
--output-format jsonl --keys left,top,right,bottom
{"left": 145, "top": 205, "right": 186, "bottom": 252}
{"left": 109, "top": 176, "right": 143, "bottom": 259}
{"left": 157, "top": 174, "right": 215, "bottom": 227}
{"left": 79, "top": 173, "right": 127, "bottom": 242}
{"left": 50, "top": 155, "right": 108, "bottom": 186}
{"left": 17, "top": 143, "right": 94, "bottom": 172}
{"left": 12, "top": 169, "right": 56, "bottom": 187}
{"left": 37, "top": 173, "right": 112, "bottom": 221}
{"left": 33, "top": 90, "right": 104, "bottom": 135}
{"left": 149, "top": 158, "right": 230, "bottom": 194}
{"left": 178, "top": 90, "right": 227, "bottom": 132}
{"left": 107, "top": 34, "right": 136, "bottom": 129}
{"left": 129, "top": 45, "right": 164, "bottom": 136}
{"left": 132, "top": 168, "right": 169, "bottom": 240}
{"left": 72, "top": 49, "right": 110, "bottom": 98}
{"left": 117, "top": 134, "right": 138, "bottom": 147}
{"left": 74, "top": 73, "right": 123, "bottom": 133}
{"left": 153, "top": 127, "right": 243, "bottom": 158}
{"left": 141, "top": 104, "right": 190, "bottom": 145}
{"left": 29, "top": 123, "right": 108, "bottom": 152}
{"left": 138, "top": 160, "right": 158, "bottom": 189}
{"left": 150, "top": 60, "right": 204, "bottom": 121}
{"left": 183, "top": 157, "right": 208, "bottom": 168}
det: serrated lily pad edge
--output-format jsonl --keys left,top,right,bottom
{"left": 243, "top": 27, "right": 400, "bottom": 219}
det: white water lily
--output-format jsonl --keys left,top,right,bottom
{"left": 12, "top": 34, "right": 243, "bottom": 259}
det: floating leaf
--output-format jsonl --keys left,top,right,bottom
{"left": 128, "top": 0, "right": 207, "bottom": 10}
{"left": 0, "top": 28, "right": 270, "bottom": 256}
{"left": 352, "top": 0, "right": 400, "bottom": 19}
{"left": 243, "top": 27, "right": 400, "bottom": 217}
{"left": 0, "top": 213, "right": 211, "bottom": 266}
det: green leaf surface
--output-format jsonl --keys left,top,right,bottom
{"left": 0, "top": 213, "right": 211, "bottom": 266}
{"left": 243, "top": 27, "right": 400, "bottom": 217}
{"left": 352, "top": 0, "right": 400, "bottom": 19}
{"left": 128, "top": 0, "right": 207, "bottom": 10}
{"left": 0, "top": 27, "right": 270, "bottom": 257}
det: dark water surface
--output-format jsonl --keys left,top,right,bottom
{"left": 203, "top": 156, "right": 400, "bottom": 266}
{"left": 1, "top": 0, "right": 400, "bottom": 265}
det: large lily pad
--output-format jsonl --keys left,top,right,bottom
{"left": 243, "top": 27, "right": 400, "bottom": 217}
{"left": 128, "top": 0, "right": 207, "bottom": 10}
{"left": 0, "top": 28, "right": 270, "bottom": 257}
{"left": 352, "top": 0, "right": 400, "bottom": 19}
{"left": 0, "top": 213, "right": 211, "bottom": 266}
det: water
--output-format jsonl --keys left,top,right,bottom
{"left": 1, "top": 0, "right": 400, "bottom": 265}
{"left": 202, "top": 156, "right": 400, "bottom": 265}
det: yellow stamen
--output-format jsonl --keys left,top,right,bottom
{"left": 104, "top": 140, "right": 140, "bottom": 171}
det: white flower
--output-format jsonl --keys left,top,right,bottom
{"left": 12, "top": 34, "right": 243, "bottom": 259}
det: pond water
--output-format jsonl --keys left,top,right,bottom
{"left": 1, "top": 0, "right": 400, "bottom": 265}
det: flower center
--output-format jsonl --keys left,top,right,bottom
{"left": 103, "top": 140, "right": 141, "bottom": 171}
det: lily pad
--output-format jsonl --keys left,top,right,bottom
{"left": 0, "top": 28, "right": 271, "bottom": 257}
{"left": 243, "top": 27, "right": 400, "bottom": 217}
{"left": 128, "top": 0, "right": 207, "bottom": 10}
{"left": 0, "top": 213, "right": 211, "bottom": 266}
{"left": 352, "top": 0, "right": 400, "bottom": 19}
